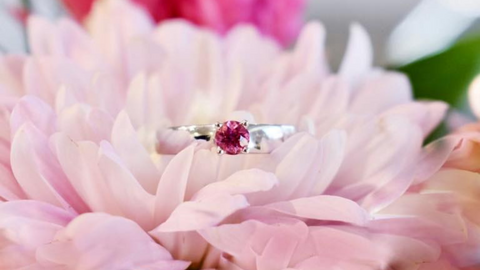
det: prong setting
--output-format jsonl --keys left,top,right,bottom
{"left": 214, "top": 122, "right": 222, "bottom": 129}
{"left": 217, "top": 147, "right": 225, "bottom": 155}
{"left": 242, "top": 146, "right": 249, "bottom": 154}
{"left": 214, "top": 120, "right": 251, "bottom": 155}
{"left": 241, "top": 120, "right": 249, "bottom": 127}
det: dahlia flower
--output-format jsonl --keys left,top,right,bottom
{"left": 0, "top": 0, "right": 479, "bottom": 269}
{"left": 61, "top": 0, "right": 305, "bottom": 46}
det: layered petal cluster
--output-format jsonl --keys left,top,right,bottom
{"left": 445, "top": 76, "right": 480, "bottom": 172}
{"left": 62, "top": 0, "right": 305, "bottom": 46}
{"left": 0, "top": 0, "right": 478, "bottom": 269}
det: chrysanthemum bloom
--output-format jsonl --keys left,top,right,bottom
{"left": 0, "top": 0, "right": 479, "bottom": 269}
{"left": 61, "top": 0, "right": 305, "bottom": 46}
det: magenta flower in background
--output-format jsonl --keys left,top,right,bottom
{"left": 62, "top": 0, "right": 305, "bottom": 46}
{"left": 0, "top": 0, "right": 479, "bottom": 269}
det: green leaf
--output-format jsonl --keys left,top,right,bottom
{"left": 396, "top": 35, "right": 480, "bottom": 142}
{"left": 397, "top": 35, "right": 480, "bottom": 110}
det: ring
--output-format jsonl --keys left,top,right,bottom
{"left": 169, "top": 120, "right": 296, "bottom": 155}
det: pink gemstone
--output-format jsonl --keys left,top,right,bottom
{"left": 214, "top": 121, "right": 250, "bottom": 155}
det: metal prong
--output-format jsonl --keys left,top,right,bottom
{"left": 241, "top": 120, "right": 249, "bottom": 127}
{"left": 242, "top": 146, "right": 249, "bottom": 154}
{"left": 215, "top": 122, "right": 222, "bottom": 129}
{"left": 217, "top": 147, "right": 225, "bottom": 155}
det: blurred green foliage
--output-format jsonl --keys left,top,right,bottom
{"left": 397, "top": 35, "right": 480, "bottom": 141}
{"left": 398, "top": 35, "right": 480, "bottom": 111}
{"left": 396, "top": 36, "right": 480, "bottom": 143}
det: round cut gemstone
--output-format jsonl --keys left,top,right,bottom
{"left": 214, "top": 121, "right": 250, "bottom": 155}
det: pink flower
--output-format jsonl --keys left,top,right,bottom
{"left": 62, "top": 0, "right": 305, "bottom": 46}
{"left": 0, "top": 0, "right": 478, "bottom": 269}
{"left": 444, "top": 76, "right": 480, "bottom": 172}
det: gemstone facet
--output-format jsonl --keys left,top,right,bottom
{"left": 214, "top": 120, "right": 250, "bottom": 155}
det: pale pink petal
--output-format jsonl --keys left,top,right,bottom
{"left": 125, "top": 73, "right": 170, "bottom": 129}
{"left": 111, "top": 111, "right": 160, "bottom": 193}
{"left": 98, "top": 141, "right": 155, "bottom": 229}
{"left": 29, "top": 16, "right": 101, "bottom": 68}
{"left": 350, "top": 72, "right": 412, "bottom": 114}
{"left": 200, "top": 219, "right": 309, "bottom": 270}
{"left": 0, "top": 200, "right": 73, "bottom": 227}
{"left": 11, "top": 124, "right": 89, "bottom": 213}
{"left": 266, "top": 195, "right": 369, "bottom": 225}
{"left": 333, "top": 116, "right": 423, "bottom": 202}
{"left": 0, "top": 55, "right": 25, "bottom": 97}
{"left": 86, "top": 0, "right": 153, "bottom": 63}
{"left": 311, "top": 130, "right": 346, "bottom": 195}
{"left": 308, "top": 76, "right": 350, "bottom": 121}
{"left": 383, "top": 101, "right": 448, "bottom": 137}
{"left": 10, "top": 96, "right": 56, "bottom": 136}
{"left": 424, "top": 169, "right": 480, "bottom": 225}
{"left": 413, "top": 136, "right": 460, "bottom": 184}
{"left": 0, "top": 165, "right": 25, "bottom": 200}
{"left": 360, "top": 166, "right": 416, "bottom": 212}
{"left": 28, "top": 16, "right": 64, "bottom": 56}
{"left": 50, "top": 133, "right": 122, "bottom": 215}
{"left": 445, "top": 134, "right": 480, "bottom": 172}
{"left": 417, "top": 260, "right": 459, "bottom": 270}
{"left": 376, "top": 192, "right": 466, "bottom": 246}
{"left": 225, "top": 25, "right": 280, "bottom": 108}
{"left": 0, "top": 108, "right": 25, "bottom": 201}
{"left": 307, "top": 227, "right": 386, "bottom": 265}
{"left": 446, "top": 109, "right": 474, "bottom": 132}
{"left": 376, "top": 234, "right": 441, "bottom": 269}
{"left": 55, "top": 85, "right": 79, "bottom": 113}
{"left": 156, "top": 128, "right": 197, "bottom": 155}
{"left": 152, "top": 20, "right": 202, "bottom": 66}
{"left": 57, "top": 105, "right": 114, "bottom": 143}
{"left": 156, "top": 169, "right": 277, "bottom": 232}
{"left": 0, "top": 201, "right": 73, "bottom": 270}
{"left": 291, "top": 22, "right": 328, "bottom": 76}
{"left": 369, "top": 216, "right": 465, "bottom": 247}
{"left": 36, "top": 213, "right": 189, "bottom": 270}
{"left": 125, "top": 38, "right": 165, "bottom": 78}
{"left": 262, "top": 134, "right": 319, "bottom": 202}
{"left": 339, "top": 23, "right": 373, "bottom": 88}
{"left": 184, "top": 149, "right": 219, "bottom": 200}
{"left": 155, "top": 145, "right": 195, "bottom": 224}
{"left": 23, "top": 58, "right": 90, "bottom": 105}
{"left": 194, "top": 169, "right": 278, "bottom": 200}
{"left": 155, "top": 193, "right": 248, "bottom": 232}
{"left": 150, "top": 231, "right": 211, "bottom": 269}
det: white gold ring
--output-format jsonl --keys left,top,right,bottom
{"left": 169, "top": 120, "right": 296, "bottom": 155}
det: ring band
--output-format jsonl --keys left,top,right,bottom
{"left": 169, "top": 120, "right": 296, "bottom": 155}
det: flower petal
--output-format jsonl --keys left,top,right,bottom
{"left": 11, "top": 124, "right": 89, "bottom": 213}
{"left": 383, "top": 101, "right": 448, "bottom": 138}
{"left": 291, "top": 22, "right": 328, "bottom": 76}
{"left": 266, "top": 195, "right": 369, "bottom": 225}
{"left": 339, "top": 23, "right": 373, "bottom": 88}
{"left": 155, "top": 144, "right": 195, "bottom": 224}
{"left": 154, "top": 193, "right": 249, "bottom": 232}
{"left": 10, "top": 96, "right": 56, "bottom": 136}
{"left": 36, "top": 213, "right": 189, "bottom": 270}
{"left": 194, "top": 169, "right": 278, "bottom": 200}
{"left": 111, "top": 111, "right": 160, "bottom": 193}
{"left": 97, "top": 141, "right": 155, "bottom": 229}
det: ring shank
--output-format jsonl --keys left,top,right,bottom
{"left": 169, "top": 124, "right": 296, "bottom": 153}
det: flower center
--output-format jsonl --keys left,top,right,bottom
{"left": 214, "top": 121, "right": 250, "bottom": 155}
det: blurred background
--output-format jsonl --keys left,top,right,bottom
{"left": 2, "top": 0, "right": 480, "bottom": 125}
{"left": 2, "top": 0, "right": 480, "bottom": 65}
